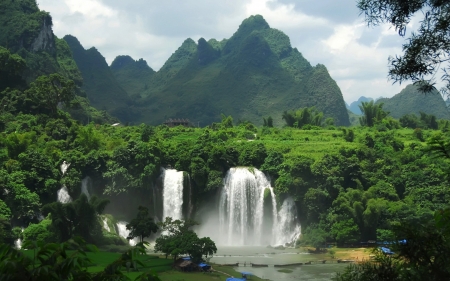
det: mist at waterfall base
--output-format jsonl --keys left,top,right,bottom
{"left": 195, "top": 167, "right": 301, "bottom": 247}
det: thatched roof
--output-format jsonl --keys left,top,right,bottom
{"left": 178, "top": 260, "right": 195, "bottom": 268}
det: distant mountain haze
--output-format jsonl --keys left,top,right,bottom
{"left": 348, "top": 96, "right": 373, "bottom": 115}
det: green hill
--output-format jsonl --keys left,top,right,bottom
{"left": 0, "top": 0, "right": 82, "bottom": 85}
{"left": 72, "top": 15, "right": 350, "bottom": 126}
{"left": 110, "top": 55, "right": 155, "bottom": 99}
{"left": 63, "top": 35, "right": 136, "bottom": 123}
{"left": 0, "top": 0, "right": 117, "bottom": 125}
{"left": 140, "top": 15, "right": 350, "bottom": 126}
{"left": 377, "top": 84, "right": 450, "bottom": 119}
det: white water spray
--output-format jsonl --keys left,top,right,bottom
{"left": 219, "top": 168, "right": 276, "bottom": 246}
{"left": 102, "top": 217, "right": 110, "bottom": 232}
{"left": 273, "top": 197, "right": 301, "bottom": 246}
{"left": 81, "top": 177, "right": 91, "bottom": 200}
{"left": 116, "top": 221, "right": 137, "bottom": 246}
{"left": 60, "top": 161, "right": 70, "bottom": 176}
{"left": 14, "top": 227, "right": 24, "bottom": 250}
{"left": 57, "top": 185, "right": 72, "bottom": 203}
{"left": 162, "top": 169, "right": 184, "bottom": 220}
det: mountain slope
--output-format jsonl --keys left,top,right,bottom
{"left": 110, "top": 56, "right": 155, "bottom": 99}
{"left": 71, "top": 15, "right": 350, "bottom": 126}
{"left": 348, "top": 96, "right": 373, "bottom": 115}
{"left": 136, "top": 15, "right": 350, "bottom": 126}
{"left": 64, "top": 35, "right": 136, "bottom": 123}
{"left": 377, "top": 84, "right": 449, "bottom": 119}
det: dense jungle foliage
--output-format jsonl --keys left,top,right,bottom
{"left": 1, "top": 0, "right": 450, "bottom": 259}
{"left": 1, "top": 74, "right": 450, "bottom": 248}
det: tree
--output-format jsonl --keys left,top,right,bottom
{"left": 126, "top": 206, "right": 159, "bottom": 243}
{"left": 154, "top": 217, "right": 217, "bottom": 263}
{"left": 0, "top": 237, "right": 161, "bottom": 281}
{"left": 282, "top": 107, "right": 324, "bottom": 128}
{"left": 0, "top": 47, "right": 26, "bottom": 91}
{"left": 24, "top": 73, "right": 76, "bottom": 116}
{"left": 357, "top": 0, "right": 450, "bottom": 94}
{"left": 42, "top": 194, "right": 109, "bottom": 242}
{"left": 359, "top": 100, "right": 388, "bottom": 127}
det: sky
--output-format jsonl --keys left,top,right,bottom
{"left": 36, "top": 0, "right": 416, "bottom": 104}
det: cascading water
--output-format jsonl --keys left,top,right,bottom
{"left": 57, "top": 161, "right": 72, "bottom": 203}
{"left": 162, "top": 168, "right": 184, "bottom": 220}
{"left": 57, "top": 185, "right": 72, "bottom": 203}
{"left": 219, "top": 168, "right": 277, "bottom": 246}
{"left": 14, "top": 238, "right": 22, "bottom": 250}
{"left": 273, "top": 197, "right": 301, "bottom": 246}
{"left": 61, "top": 161, "right": 70, "bottom": 176}
{"left": 81, "top": 176, "right": 91, "bottom": 200}
{"left": 102, "top": 217, "right": 110, "bottom": 232}
{"left": 216, "top": 168, "right": 301, "bottom": 246}
{"left": 116, "top": 221, "right": 137, "bottom": 246}
{"left": 14, "top": 227, "right": 24, "bottom": 250}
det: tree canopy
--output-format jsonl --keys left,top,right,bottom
{"left": 357, "top": 0, "right": 450, "bottom": 93}
{"left": 154, "top": 217, "right": 217, "bottom": 263}
{"left": 126, "top": 206, "right": 159, "bottom": 243}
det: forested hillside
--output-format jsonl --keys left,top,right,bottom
{"left": 67, "top": 15, "right": 350, "bottom": 126}
{"left": 377, "top": 84, "right": 450, "bottom": 119}
{"left": 1, "top": 0, "right": 450, "bottom": 260}
{"left": 0, "top": 0, "right": 117, "bottom": 125}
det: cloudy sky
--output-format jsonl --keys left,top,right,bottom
{"left": 36, "top": 0, "right": 414, "bottom": 104}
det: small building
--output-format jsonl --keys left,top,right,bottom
{"left": 163, "top": 118, "right": 191, "bottom": 127}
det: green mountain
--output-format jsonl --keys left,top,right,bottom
{"left": 0, "top": 0, "right": 82, "bottom": 85}
{"left": 0, "top": 0, "right": 117, "bottom": 124}
{"left": 348, "top": 96, "right": 373, "bottom": 115}
{"left": 377, "top": 84, "right": 450, "bottom": 119}
{"left": 110, "top": 56, "right": 155, "bottom": 99}
{"left": 70, "top": 15, "right": 350, "bottom": 126}
{"left": 63, "top": 35, "right": 136, "bottom": 122}
{"left": 140, "top": 15, "right": 350, "bottom": 126}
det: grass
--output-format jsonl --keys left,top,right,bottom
{"left": 21, "top": 249, "right": 261, "bottom": 280}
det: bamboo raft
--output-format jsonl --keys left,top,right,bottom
{"left": 274, "top": 263, "right": 303, "bottom": 267}
{"left": 221, "top": 263, "right": 239, "bottom": 267}
{"left": 251, "top": 263, "right": 268, "bottom": 267}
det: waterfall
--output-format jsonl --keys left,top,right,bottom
{"left": 162, "top": 168, "right": 184, "bottom": 220}
{"left": 116, "top": 221, "right": 137, "bottom": 246}
{"left": 60, "top": 161, "right": 70, "bottom": 176}
{"left": 219, "top": 168, "right": 277, "bottom": 246}
{"left": 81, "top": 177, "right": 91, "bottom": 200}
{"left": 14, "top": 238, "right": 22, "bottom": 250}
{"left": 57, "top": 185, "right": 72, "bottom": 203}
{"left": 102, "top": 217, "right": 110, "bottom": 232}
{"left": 186, "top": 174, "right": 193, "bottom": 219}
{"left": 14, "top": 227, "right": 24, "bottom": 250}
{"left": 273, "top": 197, "right": 301, "bottom": 246}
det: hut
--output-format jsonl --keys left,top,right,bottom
{"left": 174, "top": 257, "right": 197, "bottom": 272}
{"left": 163, "top": 118, "right": 191, "bottom": 127}
{"left": 176, "top": 260, "right": 197, "bottom": 272}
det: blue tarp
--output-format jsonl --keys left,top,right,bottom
{"left": 380, "top": 247, "right": 394, "bottom": 255}
{"left": 226, "top": 278, "right": 246, "bottom": 281}
{"left": 198, "top": 263, "right": 209, "bottom": 267}
{"left": 240, "top": 271, "right": 253, "bottom": 275}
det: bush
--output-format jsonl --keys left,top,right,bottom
{"left": 23, "top": 218, "right": 57, "bottom": 245}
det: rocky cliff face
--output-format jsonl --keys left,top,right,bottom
{"left": 30, "top": 16, "right": 55, "bottom": 53}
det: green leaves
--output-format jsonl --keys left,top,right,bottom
{"left": 126, "top": 206, "right": 158, "bottom": 243}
